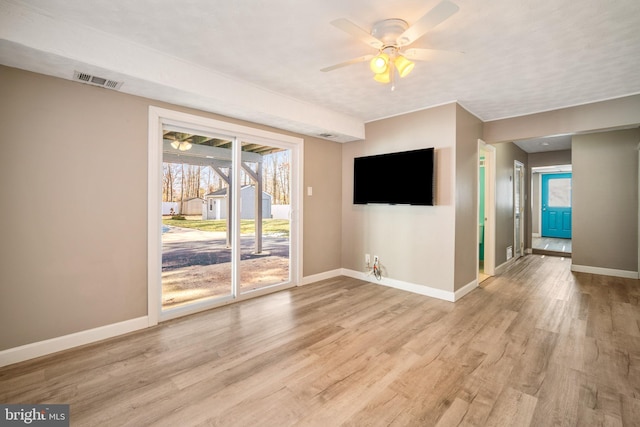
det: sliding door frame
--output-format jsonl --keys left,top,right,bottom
{"left": 147, "top": 106, "right": 303, "bottom": 325}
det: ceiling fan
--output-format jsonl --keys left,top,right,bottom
{"left": 321, "top": 0, "right": 459, "bottom": 89}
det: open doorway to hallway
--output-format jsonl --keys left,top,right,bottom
{"left": 478, "top": 140, "right": 496, "bottom": 283}
{"left": 531, "top": 164, "right": 572, "bottom": 257}
{"left": 513, "top": 135, "right": 573, "bottom": 259}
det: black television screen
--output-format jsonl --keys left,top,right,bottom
{"left": 353, "top": 147, "right": 435, "bottom": 206}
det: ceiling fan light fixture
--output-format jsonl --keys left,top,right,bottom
{"left": 324, "top": 1, "right": 461, "bottom": 88}
{"left": 171, "top": 140, "right": 193, "bottom": 151}
{"left": 373, "top": 68, "right": 391, "bottom": 83}
{"left": 395, "top": 55, "right": 415, "bottom": 78}
{"left": 370, "top": 53, "right": 389, "bottom": 74}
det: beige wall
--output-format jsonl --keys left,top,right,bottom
{"left": 572, "top": 129, "right": 639, "bottom": 272}
{"left": 341, "top": 104, "right": 457, "bottom": 292}
{"left": 494, "top": 142, "right": 528, "bottom": 266}
{"left": 483, "top": 94, "right": 640, "bottom": 143}
{"left": 531, "top": 173, "right": 541, "bottom": 235}
{"left": 303, "top": 135, "right": 342, "bottom": 276}
{"left": 0, "top": 65, "right": 343, "bottom": 351}
{"left": 454, "top": 105, "right": 484, "bottom": 290}
{"left": 528, "top": 150, "right": 572, "bottom": 168}
{"left": 0, "top": 66, "right": 149, "bottom": 350}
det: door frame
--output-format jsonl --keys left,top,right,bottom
{"left": 514, "top": 160, "right": 525, "bottom": 259}
{"left": 541, "top": 172, "right": 572, "bottom": 239}
{"left": 147, "top": 106, "right": 303, "bottom": 325}
{"left": 478, "top": 139, "right": 496, "bottom": 277}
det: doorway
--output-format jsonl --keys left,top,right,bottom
{"left": 148, "top": 107, "right": 302, "bottom": 324}
{"left": 531, "top": 166, "right": 572, "bottom": 256}
{"left": 478, "top": 140, "right": 496, "bottom": 281}
{"left": 514, "top": 161, "right": 525, "bottom": 259}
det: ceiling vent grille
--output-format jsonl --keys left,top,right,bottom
{"left": 73, "top": 71, "right": 123, "bottom": 90}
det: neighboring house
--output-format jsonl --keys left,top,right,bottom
{"left": 203, "top": 185, "right": 272, "bottom": 220}
{"left": 182, "top": 197, "right": 204, "bottom": 216}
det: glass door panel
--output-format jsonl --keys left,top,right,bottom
{"left": 161, "top": 129, "right": 234, "bottom": 309}
{"left": 239, "top": 141, "right": 291, "bottom": 293}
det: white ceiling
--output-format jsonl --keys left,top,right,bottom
{"left": 1, "top": 0, "right": 639, "bottom": 144}
{"left": 513, "top": 134, "right": 573, "bottom": 153}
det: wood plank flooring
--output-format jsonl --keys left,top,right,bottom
{"left": 1, "top": 255, "right": 639, "bottom": 426}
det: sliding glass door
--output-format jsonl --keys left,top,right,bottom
{"left": 161, "top": 130, "right": 235, "bottom": 310}
{"left": 149, "top": 108, "right": 300, "bottom": 322}
{"left": 239, "top": 141, "right": 291, "bottom": 293}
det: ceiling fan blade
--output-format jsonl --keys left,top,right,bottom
{"left": 402, "top": 48, "right": 463, "bottom": 61}
{"left": 397, "top": 0, "right": 459, "bottom": 47}
{"left": 331, "top": 18, "right": 384, "bottom": 49}
{"left": 321, "top": 54, "right": 374, "bottom": 72}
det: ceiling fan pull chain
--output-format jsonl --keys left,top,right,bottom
{"left": 390, "top": 61, "right": 396, "bottom": 91}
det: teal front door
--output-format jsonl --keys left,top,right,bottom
{"left": 541, "top": 173, "right": 572, "bottom": 239}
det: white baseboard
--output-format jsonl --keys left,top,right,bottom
{"left": 300, "top": 269, "right": 342, "bottom": 286}
{"left": 455, "top": 279, "right": 478, "bottom": 301}
{"left": 341, "top": 268, "right": 457, "bottom": 302}
{"left": 302, "top": 268, "right": 461, "bottom": 302}
{"left": 571, "top": 264, "right": 639, "bottom": 279}
{"left": 495, "top": 257, "right": 517, "bottom": 275}
{"left": 0, "top": 316, "right": 149, "bottom": 368}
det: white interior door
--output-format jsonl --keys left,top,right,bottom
{"left": 514, "top": 161, "right": 525, "bottom": 258}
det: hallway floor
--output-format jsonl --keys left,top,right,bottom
{"left": 532, "top": 236, "right": 572, "bottom": 255}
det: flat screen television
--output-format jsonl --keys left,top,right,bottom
{"left": 353, "top": 147, "right": 435, "bottom": 206}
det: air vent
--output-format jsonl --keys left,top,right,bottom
{"left": 73, "top": 71, "right": 123, "bottom": 90}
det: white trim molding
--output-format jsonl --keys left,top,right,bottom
{"left": 302, "top": 268, "right": 477, "bottom": 302}
{"left": 0, "top": 317, "right": 149, "bottom": 368}
{"left": 455, "top": 279, "right": 479, "bottom": 301}
{"left": 571, "top": 264, "right": 639, "bottom": 279}
{"left": 342, "top": 269, "right": 461, "bottom": 302}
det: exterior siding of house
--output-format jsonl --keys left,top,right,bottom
{"left": 202, "top": 186, "right": 272, "bottom": 220}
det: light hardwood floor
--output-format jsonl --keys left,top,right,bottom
{"left": 1, "top": 255, "right": 639, "bottom": 426}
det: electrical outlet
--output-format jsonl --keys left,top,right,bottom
{"left": 365, "top": 254, "right": 370, "bottom": 265}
